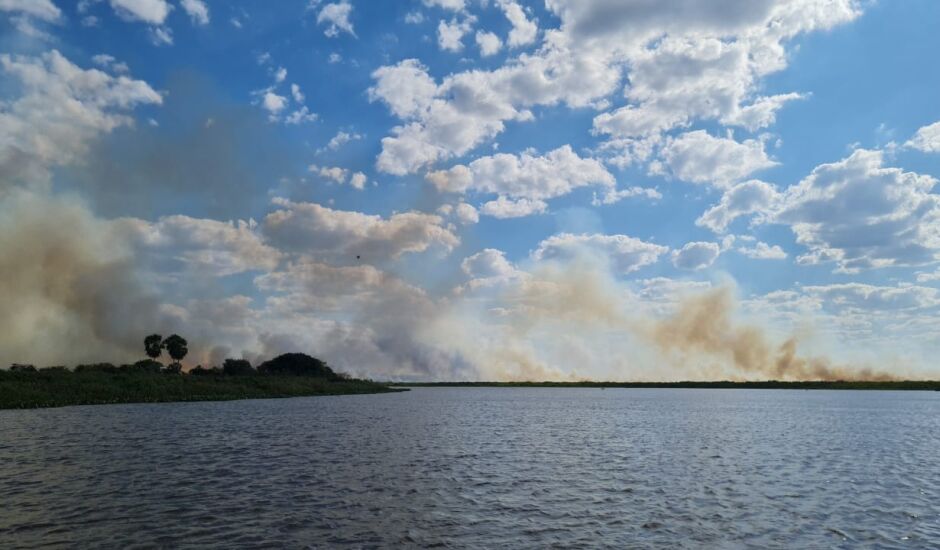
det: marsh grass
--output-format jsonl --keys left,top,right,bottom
{"left": 0, "top": 370, "right": 404, "bottom": 410}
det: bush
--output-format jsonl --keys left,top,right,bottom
{"left": 74, "top": 363, "right": 118, "bottom": 373}
{"left": 131, "top": 359, "right": 163, "bottom": 373}
{"left": 10, "top": 363, "right": 37, "bottom": 373}
{"left": 222, "top": 358, "right": 254, "bottom": 376}
{"left": 40, "top": 366, "right": 69, "bottom": 373}
{"left": 257, "top": 353, "right": 337, "bottom": 378}
{"left": 189, "top": 365, "right": 221, "bottom": 376}
{"left": 163, "top": 363, "right": 182, "bottom": 375}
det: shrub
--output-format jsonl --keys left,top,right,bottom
{"left": 191, "top": 366, "right": 223, "bottom": 376}
{"left": 75, "top": 363, "right": 118, "bottom": 373}
{"left": 130, "top": 359, "right": 163, "bottom": 373}
{"left": 10, "top": 363, "right": 37, "bottom": 373}
{"left": 257, "top": 353, "right": 337, "bottom": 378}
{"left": 40, "top": 366, "right": 69, "bottom": 373}
{"left": 222, "top": 358, "right": 254, "bottom": 376}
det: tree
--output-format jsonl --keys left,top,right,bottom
{"left": 162, "top": 334, "right": 188, "bottom": 369}
{"left": 144, "top": 334, "right": 163, "bottom": 361}
{"left": 257, "top": 353, "right": 336, "bottom": 378}
{"left": 222, "top": 358, "right": 254, "bottom": 376}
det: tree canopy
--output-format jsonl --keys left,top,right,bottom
{"left": 257, "top": 353, "right": 336, "bottom": 378}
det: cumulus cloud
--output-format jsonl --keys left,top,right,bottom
{"left": 479, "top": 196, "right": 547, "bottom": 218}
{"left": 475, "top": 31, "right": 502, "bottom": 57}
{"left": 109, "top": 0, "right": 172, "bottom": 24}
{"left": 120, "top": 215, "right": 282, "bottom": 277}
{"left": 499, "top": 0, "right": 537, "bottom": 47}
{"left": 771, "top": 149, "right": 940, "bottom": 272}
{"left": 672, "top": 241, "right": 721, "bottom": 270}
{"left": 437, "top": 16, "right": 475, "bottom": 52}
{"left": 180, "top": 0, "right": 209, "bottom": 25}
{"left": 462, "top": 248, "right": 516, "bottom": 279}
{"left": 533, "top": 233, "right": 668, "bottom": 274}
{"left": 651, "top": 131, "right": 777, "bottom": 188}
{"left": 423, "top": 0, "right": 463, "bottom": 10}
{"left": 427, "top": 145, "right": 615, "bottom": 210}
{"left": 696, "top": 179, "right": 779, "bottom": 233}
{"left": 317, "top": 1, "right": 355, "bottom": 38}
{"left": 737, "top": 241, "right": 787, "bottom": 260}
{"left": 370, "top": 0, "right": 860, "bottom": 175}
{"left": 0, "top": 50, "right": 162, "bottom": 189}
{"left": 905, "top": 120, "right": 940, "bottom": 153}
{"left": 262, "top": 198, "right": 459, "bottom": 262}
{"left": 0, "top": 0, "right": 61, "bottom": 21}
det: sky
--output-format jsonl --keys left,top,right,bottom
{"left": 2, "top": 0, "right": 940, "bottom": 381}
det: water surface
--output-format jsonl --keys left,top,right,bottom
{"left": 1, "top": 388, "right": 938, "bottom": 548}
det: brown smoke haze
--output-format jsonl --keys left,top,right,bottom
{"left": 647, "top": 287, "right": 898, "bottom": 382}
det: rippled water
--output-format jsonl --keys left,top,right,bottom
{"left": 1, "top": 388, "right": 939, "bottom": 548}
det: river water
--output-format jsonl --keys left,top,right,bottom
{"left": 1, "top": 388, "right": 938, "bottom": 548}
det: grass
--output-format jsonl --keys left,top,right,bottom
{"left": 391, "top": 380, "right": 940, "bottom": 391}
{"left": 0, "top": 370, "right": 405, "bottom": 410}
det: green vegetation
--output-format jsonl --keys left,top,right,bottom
{"left": 0, "top": 336, "right": 403, "bottom": 410}
{"left": 392, "top": 380, "right": 940, "bottom": 390}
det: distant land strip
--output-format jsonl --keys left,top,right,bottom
{"left": 390, "top": 381, "right": 940, "bottom": 391}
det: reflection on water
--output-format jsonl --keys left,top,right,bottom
{"left": 1, "top": 388, "right": 938, "bottom": 548}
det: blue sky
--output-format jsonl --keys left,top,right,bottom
{"left": 2, "top": 0, "right": 940, "bottom": 381}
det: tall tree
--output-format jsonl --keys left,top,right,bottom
{"left": 144, "top": 334, "right": 163, "bottom": 361}
{"left": 162, "top": 334, "right": 188, "bottom": 368}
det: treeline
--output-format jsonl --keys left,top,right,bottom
{"left": 0, "top": 335, "right": 402, "bottom": 409}
{"left": 6, "top": 334, "right": 350, "bottom": 381}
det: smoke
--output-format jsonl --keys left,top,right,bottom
{"left": 0, "top": 190, "right": 181, "bottom": 367}
{"left": 647, "top": 287, "right": 898, "bottom": 381}
{"left": 419, "top": 252, "right": 899, "bottom": 382}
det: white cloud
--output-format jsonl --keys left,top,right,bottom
{"left": 368, "top": 59, "right": 438, "bottom": 120}
{"left": 349, "top": 172, "right": 367, "bottom": 190}
{"left": 480, "top": 196, "right": 547, "bottom": 218}
{"left": 437, "top": 17, "right": 474, "bottom": 52}
{"left": 274, "top": 66, "right": 287, "bottom": 83}
{"left": 180, "top": 0, "right": 209, "bottom": 25}
{"left": 533, "top": 233, "right": 668, "bottom": 274}
{"left": 592, "top": 186, "right": 661, "bottom": 206}
{"left": 370, "top": 1, "right": 861, "bottom": 175}
{"left": 317, "top": 1, "right": 355, "bottom": 38}
{"left": 499, "top": 0, "right": 537, "bottom": 47}
{"left": 454, "top": 202, "right": 479, "bottom": 224}
{"left": 261, "top": 92, "right": 287, "bottom": 116}
{"left": 462, "top": 248, "right": 516, "bottom": 279}
{"left": 120, "top": 215, "right": 282, "bottom": 277}
{"left": 671, "top": 241, "right": 720, "bottom": 270}
{"left": 905, "top": 120, "right": 940, "bottom": 153}
{"left": 475, "top": 31, "right": 502, "bottom": 57}
{"left": 284, "top": 106, "right": 318, "bottom": 125}
{"left": 0, "top": 50, "right": 162, "bottom": 188}
{"left": 263, "top": 198, "right": 459, "bottom": 261}
{"left": 770, "top": 148, "right": 940, "bottom": 272}
{"left": 310, "top": 164, "right": 348, "bottom": 183}
{"left": 0, "top": 0, "right": 61, "bottom": 22}
{"left": 427, "top": 145, "right": 615, "bottom": 208}
{"left": 423, "top": 0, "right": 464, "bottom": 11}
{"left": 323, "top": 130, "right": 363, "bottom": 151}
{"left": 404, "top": 11, "right": 424, "bottom": 24}
{"left": 291, "top": 83, "right": 305, "bottom": 102}
{"left": 109, "top": 0, "right": 172, "bottom": 24}
{"left": 149, "top": 26, "right": 173, "bottom": 45}
{"left": 696, "top": 179, "right": 779, "bottom": 233}
{"left": 737, "top": 241, "right": 787, "bottom": 260}
{"left": 651, "top": 130, "right": 777, "bottom": 188}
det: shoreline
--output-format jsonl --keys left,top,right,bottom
{"left": 0, "top": 371, "right": 405, "bottom": 410}
{"left": 389, "top": 381, "right": 940, "bottom": 391}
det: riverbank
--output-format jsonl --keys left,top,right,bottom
{"left": 0, "top": 370, "right": 404, "bottom": 410}
{"left": 391, "top": 380, "right": 940, "bottom": 390}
